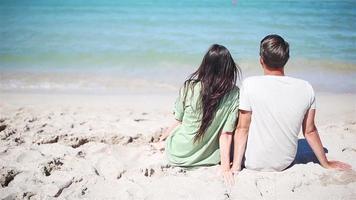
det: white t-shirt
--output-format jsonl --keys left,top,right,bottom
{"left": 240, "top": 75, "right": 316, "bottom": 171}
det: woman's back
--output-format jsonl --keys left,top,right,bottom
{"left": 166, "top": 81, "right": 239, "bottom": 167}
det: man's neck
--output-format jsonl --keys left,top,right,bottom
{"left": 263, "top": 66, "right": 285, "bottom": 76}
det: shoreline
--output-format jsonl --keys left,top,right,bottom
{"left": 1, "top": 58, "right": 356, "bottom": 94}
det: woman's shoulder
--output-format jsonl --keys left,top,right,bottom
{"left": 185, "top": 80, "right": 201, "bottom": 87}
{"left": 220, "top": 86, "right": 239, "bottom": 106}
{"left": 181, "top": 80, "right": 201, "bottom": 93}
{"left": 228, "top": 86, "right": 240, "bottom": 99}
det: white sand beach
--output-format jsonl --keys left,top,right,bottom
{"left": 0, "top": 92, "right": 355, "bottom": 200}
{"left": 1, "top": 0, "right": 356, "bottom": 199}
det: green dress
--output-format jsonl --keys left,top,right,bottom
{"left": 166, "top": 82, "right": 239, "bottom": 167}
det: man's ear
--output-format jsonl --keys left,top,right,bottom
{"left": 260, "top": 57, "right": 265, "bottom": 68}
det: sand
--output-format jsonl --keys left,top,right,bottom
{"left": 0, "top": 92, "right": 355, "bottom": 200}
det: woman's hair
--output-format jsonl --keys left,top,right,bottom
{"left": 183, "top": 44, "right": 241, "bottom": 143}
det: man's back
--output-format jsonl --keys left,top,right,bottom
{"left": 240, "top": 75, "right": 316, "bottom": 171}
{"left": 231, "top": 34, "right": 351, "bottom": 178}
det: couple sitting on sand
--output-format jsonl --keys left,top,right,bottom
{"left": 154, "top": 34, "right": 351, "bottom": 184}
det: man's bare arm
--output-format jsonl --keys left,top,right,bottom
{"left": 303, "top": 109, "right": 351, "bottom": 170}
{"left": 231, "top": 110, "right": 251, "bottom": 173}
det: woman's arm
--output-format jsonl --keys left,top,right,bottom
{"left": 159, "top": 119, "right": 181, "bottom": 142}
{"left": 231, "top": 110, "right": 251, "bottom": 173}
{"left": 219, "top": 131, "right": 234, "bottom": 186}
{"left": 152, "top": 119, "right": 181, "bottom": 151}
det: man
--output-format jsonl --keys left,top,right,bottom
{"left": 231, "top": 34, "right": 351, "bottom": 173}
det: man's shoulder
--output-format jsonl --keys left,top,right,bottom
{"left": 285, "top": 76, "right": 314, "bottom": 89}
{"left": 241, "top": 76, "right": 270, "bottom": 93}
{"left": 244, "top": 76, "right": 313, "bottom": 86}
{"left": 242, "top": 76, "right": 264, "bottom": 85}
{"left": 242, "top": 76, "right": 315, "bottom": 96}
{"left": 243, "top": 76, "right": 264, "bottom": 81}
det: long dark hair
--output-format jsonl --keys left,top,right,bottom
{"left": 183, "top": 44, "right": 241, "bottom": 143}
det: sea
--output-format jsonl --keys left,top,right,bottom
{"left": 0, "top": 0, "right": 355, "bottom": 94}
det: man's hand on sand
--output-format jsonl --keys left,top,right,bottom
{"left": 325, "top": 160, "right": 352, "bottom": 170}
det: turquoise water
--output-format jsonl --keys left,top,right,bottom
{"left": 0, "top": 0, "right": 355, "bottom": 92}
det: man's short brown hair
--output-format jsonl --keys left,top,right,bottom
{"left": 260, "top": 34, "right": 289, "bottom": 68}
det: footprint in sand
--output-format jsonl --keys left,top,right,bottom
{"left": 0, "top": 124, "right": 7, "bottom": 132}
{"left": 254, "top": 177, "right": 276, "bottom": 198}
{"left": 0, "top": 167, "right": 21, "bottom": 187}
{"left": 319, "top": 171, "right": 356, "bottom": 186}
{"left": 41, "top": 157, "right": 64, "bottom": 176}
{"left": 76, "top": 150, "right": 86, "bottom": 158}
{"left": 94, "top": 156, "right": 126, "bottom": 180}
{"left": 342, "top": 147, "right": 356, "bottom": 153}
{"left": 21, "top": 192, "right": 36, "bottom": 199}
{"left": 0, "top": 125, "right": 17, "bottom": 140}
{"left": 27, "top": 117, "right": 37, "bottom": 123}
{"left": 34, "top": 135, "right": 59, "bottom": 145}
{"left": 14, "top": 137, "right": 24, "bottom": 145}
{"left": 142, "top": 168, "right": 155, "bottom": 177}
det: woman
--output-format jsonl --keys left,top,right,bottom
{"left": 157, "top": 44, "right": 241, "bottom": 176}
